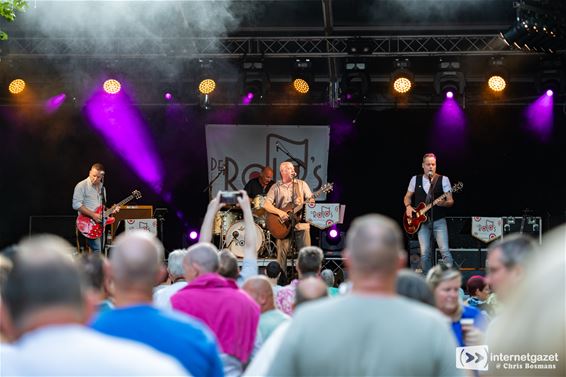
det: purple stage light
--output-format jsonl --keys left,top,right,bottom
{"left": 189, "top": 231, "right": 199, "bottom": 240}
{"left": 44, "top": 93, "right": 67, "bottom": 114}
{"left": 546, "top": 89, "right": 554, "bottom": 97}
{"left": 328, "top": 229, "right": 339, "bottom": 238}
{"left": 446, "top": 91, "right": 454, "bottom": 99}
{"left": 84, "top": 86, "right": 164, "bottom": 193}
{"left": 524, "top": 92, "right": 554, "bottom": 142}
{"left": 431, "top": 95, "right": 468, "bottom": 157}
{"left": 242, "top": 92, "right": 254, "bottom": 105}
{"left": 164, "top": 92, "right": 173, "bottom": 101}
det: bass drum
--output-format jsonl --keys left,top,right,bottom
{"left": 224, "top": 221, "right": 264, "bottom": 258}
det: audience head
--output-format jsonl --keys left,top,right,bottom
{"left": 486, "top": 233, "right": 537, "bottom": 302}
{"left": 266, "top": 261, "right": 283, "bottom": 280}
{"left": 0, "top": 254, "right": 13, "bottom": 291}
{"left": 344, "top": 214, "right": 404, "bottom": 278}
{"left": 1, "top": 234, "right": 88, "bottom": 338}
{"left": 466, "top": 275, "right": 490, "bottom": 301}
{"left": 487, "top": 225, "right": 565, "bottom": 376}
{"left": 297, "top": 246, "right": 324, "bottom": 277}
{"left": 78, "top": 254, "right": 106, "bottom": 291}
{"left": 426, "top": 264, "right": 462, "bottom": 318}
{"left": 242, "top": 275, "right": 274, "bottom": 313}
{"left": 109, "top": 230, "right": 165, "bottom": 293}
{"left": 218, "top": 249, "right": 239, "bottom": 280}
{"left": 320, "top": 269, "right": 335, "bottom": 288}
{"left": 396, "top": 269, "right": 435, "bottom": 307}
{"left": 166, "top": 249, "right": 188, "bottom": 280}
{"left": 183, "top": 242, "right": 220, "bottom": 282}
{"left": 294, "top": 276, "right": 328, "bottom": 308}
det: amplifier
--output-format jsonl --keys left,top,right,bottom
{"left": 502, "top": 216, "right": 542, "bottom": 244}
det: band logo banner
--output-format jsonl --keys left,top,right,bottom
{"left": 471, "top": 217, "right": 502, "bottom": 243}
{"left": 205, "top": 124, "right": 330, "bottom": 198}
{"left": 305, "top": 203, "right": 340, "bottom": 229}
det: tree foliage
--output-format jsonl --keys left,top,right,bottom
{"left": 1, "top": 0, "right": 28, "bottom": 40}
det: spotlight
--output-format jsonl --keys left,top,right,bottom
{"left": 390, "top": 59, "right": 414, "bottom": 95}
{"left": 486, "top": 57, "right": 508, "bottom": 94}
{"left": 434, "top": 59, "right": 465, "bottom": 99}
{"left": 546, "top": 89, "right": 554, "bottom": 97}
{"left": 292, "top": 59, "right": 313, "bottom": 94}
{"left": 340, "top": 62, "right": 369, "bottom": 102}
{"left": 8, "top": 79, "right": 25, "bottom": 94}
{"left": 164, "top": 92, "right": 173, "bottom": 101}
{"left": 240, "top": 60, "right": 270, "bottom": 103}
{"left": 198, "top": 79, "right": 216, "bottom": 95}
{"left": 196, "top": 59, "right": 217, "bottom": 95}
{"left": 103, "top": 79, "right": 121, "bottom": 95}
{"left": 535, "top": 57, "right": 563, "bottom": 97}
{"left": 189, "top": 230, "right": 199, "bottom": 240}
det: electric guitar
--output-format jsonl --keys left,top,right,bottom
{"left": 76, "top": 190, "right": 142, "bottom": 239}
{"left": 267, "top": 183, "right": 333, "bottom": 240}
{"left": 403, "top": 182, "right": 463, "bottom": 234}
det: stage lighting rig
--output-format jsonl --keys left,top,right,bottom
{"left": 434, "top": 59, "right": 465, "bottom": 99}
{"left": 339, "top": 61, "right": 369, "bottom": 102}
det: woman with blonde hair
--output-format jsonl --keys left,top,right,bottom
{"left": 426, "top": 264, "right": 488, "bottom": 347}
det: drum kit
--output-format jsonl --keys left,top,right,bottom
{"left": 214, "top": 195, "right": 276, "bottom": 258}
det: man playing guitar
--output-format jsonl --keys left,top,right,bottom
{"left": 403, "top": 153, "right": 454, "bottom": 275}
{"left": 263, "top": 161, "right": 315, "bottom": 270}
{"left": 72, "top": 163, "right": 117, "bottom": 253}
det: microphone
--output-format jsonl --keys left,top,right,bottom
{"left": 428, "top": 171, "right": 433, "bottom": 180}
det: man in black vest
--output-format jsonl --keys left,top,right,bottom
{"left": 403, "top": 153, "right": 454, "bottom": 275}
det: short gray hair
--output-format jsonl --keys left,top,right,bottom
{"left": 185, "top": 242, "right": 220, "bottom": 273}
{"left": 488, "top": 233, "right": 537, "bottom": 269}
{"left": 167, "top": 249, "right": 188, "bottom": 278}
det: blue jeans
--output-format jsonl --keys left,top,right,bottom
{"left": 86, "top": 237, "right": 102, "bottom": 254}
{"left": 417, "top": 218, "right": 453, "bottom": 274}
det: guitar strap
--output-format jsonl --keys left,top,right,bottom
{"left": 425, "top": 175, "right": 440, "bottom": 204}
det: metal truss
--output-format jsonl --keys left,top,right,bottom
{"left": 5, "top": 34, "right": 536, "bottom": 59}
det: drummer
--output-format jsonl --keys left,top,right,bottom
{"left": 244, "top": 166, "right": 274, "bottom": 198}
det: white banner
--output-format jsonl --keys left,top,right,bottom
{"left": 205, "top": 125, "right": 330, "bottom": 199}
{"left": 125, "top": 219, "right": 158, "bottom": 236}
{"left": 471, "top": 217, "right": 502, "bottom": 243}
{"left": 305, "top": 203, "right": 341, "bottom": 229}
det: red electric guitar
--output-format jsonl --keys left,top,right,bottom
{"left": 403, "top": 182, "right": 463, "bottom": 234}
{"left": 76, "top": 190, "right": 141, "bottom": 239}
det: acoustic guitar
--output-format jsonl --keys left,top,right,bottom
{"left": 76, "top": 190, "right": 141, "bottom": 239}
{"left": 267, "top": 183, "right": 333, "bottom": 240}
{"left": 403, "top": 182, "right": 463, "bottom": 234}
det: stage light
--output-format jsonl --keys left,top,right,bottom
{"left": 434, "top": 59, "right": 465, "bottom": 99}
{"left": 164, "top": 92, "right": 173, "bottom": 101}
{"left": 390, "top": 59, "right": 414, "bottom": 95}
{"left": 196, "top": 59, "right": 217, "bottom": 95}
{"left": 189, "top": 230, "right": 199, "bottom": 240}
{"left": 486, "top": 57, "right": 508, "bottom": 94}
{"left": 488, "top": 75, "right": 507, "bottom": 92}
{"left": 546, "top": 89, "right": 553, "bottom": 97}
{"left": 8, "top": 79, "right": 26, "bottom": 94}
{"left": 535, "top": 57, "right": 563, "bottom": 97}
{"left": 198, "top": 78, "right": 216, "bottom": 95}
{"left": 292, "top": 59, "right": 312, "bottom": 94}
{"left": 328, "top": 229, "right": 339, "bottom": 238}
{"left": 346, "top": 37, "right": 373, "bottom": 55}
{"left": 103, "top": 79, "right": 121, "bottom": 95}
{"left": 340, "top": 62, "right": 369, "bottom": 102}
{"left": 240, "top": 60, "right": 270, "bottom": 103}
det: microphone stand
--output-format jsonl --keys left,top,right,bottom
{"left": 202, "top": 167, "right": 224, "bottom": 201}
{"left": 276, "top": 143, "right": 307, "bottom": 174}
{"left": 100, "top": 184, "right": 107, "bottom": 255}
{"left": 427, "top": 174, "right": 436, "bottom": 269}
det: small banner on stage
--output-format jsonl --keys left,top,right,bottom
{"left": 305, "top": 203, "right": 340, "bottom": 230}
{"left": 471, "top": 216, "right": 502, "bottom": 243}
{"left": 125, "top": 219, "right": 158, "bottom": 236}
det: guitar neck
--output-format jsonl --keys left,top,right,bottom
{"left": 106, "top": 195, "right": 134, "bottom": 214}
{"left": 420, "top": 192, "right": 449, "bottom": 215}
{"left": 290, "top": 187, "right": 327, "bottom": 214}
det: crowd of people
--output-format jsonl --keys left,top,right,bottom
{"left": 0, "top": 160, "right": 564, "bottom": 376}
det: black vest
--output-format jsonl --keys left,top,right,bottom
{"left": 413, "top": 175, "right": 448, "bottom": 222}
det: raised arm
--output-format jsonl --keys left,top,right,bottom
{"left": 199, "top": 191, "right": 225, "bottom": 242}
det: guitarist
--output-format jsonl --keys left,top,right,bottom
{"left": 72, "top": 163, "right": 117, "bottom": 253}
{"left": 403, "top": 153, "right": 454, "bottom": 275}
{"left": 263, "top": 161, "right": 315, "bottom": 270}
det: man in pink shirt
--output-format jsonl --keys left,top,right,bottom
{"left": 171, "top": 242, "right": 260, "bottom": 375}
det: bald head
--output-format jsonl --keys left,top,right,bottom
{"left": 243, "top": 275, "right": 274, "bottom": 312}
{"left": 184, "top": 242, "right": 220, "bottom": 281}
{"left": 345, "top": 214, "right": 404, "bottom": 275}
{"left": 110, "top": 230, "right": 164, "bottom": 291}
{"left": 295, "top": 276, "right": 328, "bottom": 307}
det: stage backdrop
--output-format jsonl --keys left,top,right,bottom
{"left": 205, "top": 124, "right": 330, "bottom": 199}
